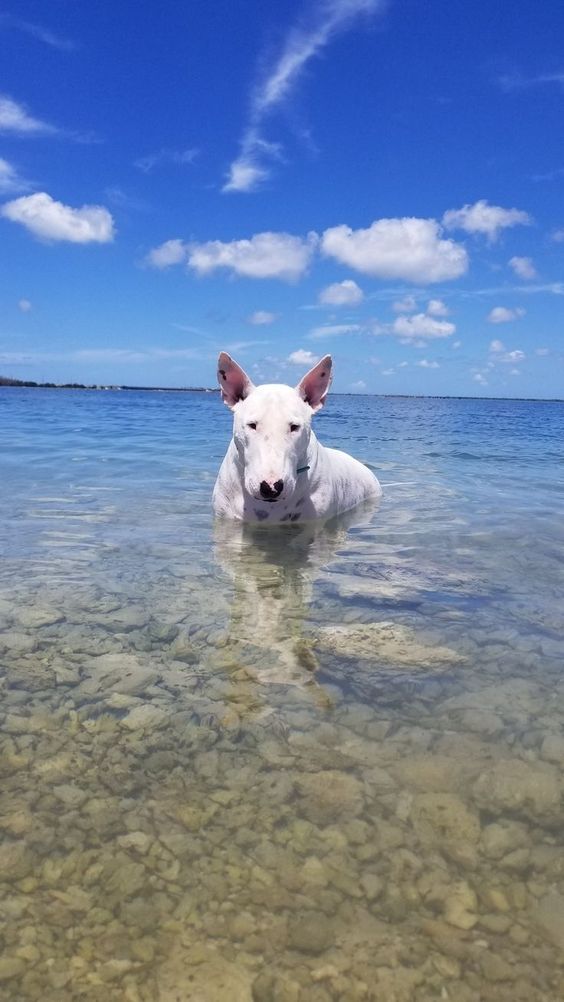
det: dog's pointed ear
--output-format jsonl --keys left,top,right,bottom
{"left": 296, "top": 355, "right": 332, "bottom": 412}
{"left": 217, "top": 352, "right": 255, "bottom": 408}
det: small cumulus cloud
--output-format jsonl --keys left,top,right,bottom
{"left": 145, "top": 239, "right": 187, "bottom": 269}
{"left": 452, "top": 340, "right": 462, "bottom": 349}
{"left": 473, "top": 372, "right": 488, "bottom": 386}
{"left": 187, "top": 231, "right": 317, "bottom": 281}
{"left": 248, "top": 310, "right": 277, "bottom": 326}
{"left": 392, "top": 295, "right": 417, "bottom": 313}
{"left": 318, "top": 279, "right": 364, "bottom": 306}
{"left": 426, "top": 298, "right": 449, "bottom": 316}
{"left": 417, "top": 359, "right": 440, "bottom": 368}
{"left": 443, "top": 199, "right": 531, "bottom": 241}
{"left": 535, "top": 347, "right": 550, "bottom": 356}
{"left": 288, "top": 349, "right": 317, "bottom": 365}
{"left": 321, "top": 217, "right": 468, "bottom": 284}
{"left": 508, "top": 256, "right": 537, "bottom": 280}
{"left": 487, "top": 306, "right": 526, "bottom": 324}
{"left": 381, "top": 368, "right": 395, "bottom": 376}
{"left": 1, "top": 192, "right": 115, "bottom": 243}
{"left": 350, "top": 380, "right": 367, "bottom": 391}
{"left": 18, "top": 298, "right": 32, "bottom": 312}
{"left": 392, "top": 313, "right": 455, "bottom": 340}
{"left": 489, "top": 339, "right": 505, "bottom": 353}
{"left": 551, "top": 229, "right": 564, "bottom": 243}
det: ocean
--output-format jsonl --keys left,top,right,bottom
{"left": 1, "top": 386, "right": 564, "bottom": 1001}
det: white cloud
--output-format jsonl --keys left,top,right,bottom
{"left": 392, "top": 295, "right": 417, "bottom": 313}
{"left": 309, "top": 323, "right": 362, "bottom": 339}
{"left": 187, "top": 231, "right": 317, "bottom": 281}
{"left": 350, "top": 380, "right": 367, "bottom": 391}
{"left": 426, "top": 298, "right": 449, "bottom": 316}
{"left": 443, "top": 200, "right": 531, "bottom": 241}
{"left": 318, "top": 279, "right": 364, "bottom": 306}
{"left": 145, "top": 239, "right": 187, "bottom": 269}
{"left": 288, "top": 349, "right": 317, "bottom": 365}
{"left": 381, "top": 368, "right": 395, "bottom": 376}
{"left": 1, "top": 192, "right": 115, "bottom": 243}
{"left": 417, "top": 359, "right": 440, "bottom": 368}
{"left": 452, "top": 340, "right": 462, "bottom": 349}
{"left": 248, "top": 310, "right": 277, "bottom": 326}
{"left": 487, "top": 306, "right": 525, "bottom": 324}
{"left": 398, "top": 360, "right": 409, "bottom": 367}
{"left": 0, "top": 94, "right": 57, "bottom": 135}
{"left": 0, "top": 157, "right": 32, "bottom": 194}
{"left": 551, "top": 229, "right": 564, "bottom": 243}
{"left": 473, "top": 373, "right": 488, "bottom": 385}
{"left": 510, "top": 368, "right": 521, "bottom": 376}
{"left": 489, "top": 339, "right": 505, "bottom": 353}
{"left": 222, "top": 1, "right": 385, "bottom": 192}
{"left": 503, "top": 349, "right": 525, "bottom": 363}
{"left": 321, "top": 217, "right": 468, "bottom": 284}
{"left": 508, "top": 255, "right": 537, "bottom": 280}
{"left": 18, "top": 298, "right": 32, "bottom": 312}
{"left": 535, "top": 347, "right": 550, "bottom": 356}
{"left": 392, "top": 313, "right": 455, "bottom": 340}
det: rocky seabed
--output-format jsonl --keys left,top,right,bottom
{"left": 1, "top": 570, "right": 564, "bottom": 1002}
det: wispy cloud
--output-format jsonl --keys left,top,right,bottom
{"left": 0, "top": 13, "right": 77, "bottom": 51}
{"left": 134, "top": 148, "right": 199, "bottom": 173}
{"left": 0, "top": 94, "right": 98, "bottom": 143}
{"left": 223, "top": 0, "right": 384, "bottom": 192}
{"left": 0, "top": 157, "right": 33, "bottom": 194}
{"left": 498, "top": 70, "right": 564, "bottom": 92}
{"left": 247, "top": 310, "right": 277, "bottom": 325}
{"left": 0, "top": 94, "right": 58, "bottom": 136}
{"left": 308, "top": 322, "right": 363, "bottom": 339}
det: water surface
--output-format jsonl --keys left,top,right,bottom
{"left": 1, "top": 388, "right": 564, "bottom": 1001}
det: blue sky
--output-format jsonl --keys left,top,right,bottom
{"left": 1, "top": 0, "right": 563, "bottom": 397}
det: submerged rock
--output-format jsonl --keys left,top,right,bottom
{"left": 294, "top": 770, "right": 364, "bottom": 826}
{"left": 473, "top": 760, "right": 563, "bottom": 826}
{"left": 314, "top": 621, "right": 464, "bottom": 668}
{"left": 288, "top": 911, "right": 335, "bottom": 954}
{"left": 533, "top": 892, "right": 564, "bottom": 949}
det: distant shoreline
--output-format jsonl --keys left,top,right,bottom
{"left": 0, "top": 378, "right": 562, "bottom": 403}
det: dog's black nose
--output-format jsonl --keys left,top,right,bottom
{"left": 260, "top": 479, "right": 284, "bottom": 500}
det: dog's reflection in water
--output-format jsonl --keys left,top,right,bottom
{"left": 213, "top": 499, "right": 379, "bottom": 687}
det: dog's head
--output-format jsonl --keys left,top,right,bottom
{"left": 217, "top": 351, "right": 332, "bottom": 505}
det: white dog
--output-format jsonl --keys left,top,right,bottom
{"left": 213, "top": 352, "right": 381, "bottom": 523}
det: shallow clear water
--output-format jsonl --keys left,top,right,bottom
{"left": 1, "top": 387, "right": 564, "bottom": 1001}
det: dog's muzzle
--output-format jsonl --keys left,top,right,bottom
{"left": 259, "top": 479, "right": 284, "bottom": 501}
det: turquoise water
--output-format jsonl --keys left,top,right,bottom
{"left": 1, "top": 387, "right": 564, "bottom": 1001}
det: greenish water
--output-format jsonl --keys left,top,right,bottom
{"left": 1, "top": 388, "right": 564, "bottom": 1001}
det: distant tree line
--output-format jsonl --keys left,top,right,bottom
{"left": 0, "top": 376, "right": 88, "bottom": 388}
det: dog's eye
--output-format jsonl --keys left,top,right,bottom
{"left": 289, "top": 423, "right": 300, "bottom": 433}
{"left": 247, "top": 422, "right": 257, "bottom": 430}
